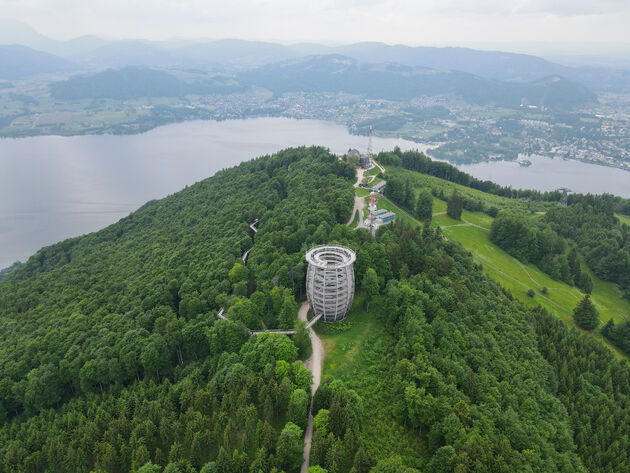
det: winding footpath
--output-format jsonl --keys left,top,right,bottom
{"left": 300, "top": 160, "right": 373, "bottom": 472}
{"left": 217, "top": 219, "right": 297, "bottom": 335}
{"left": 217, "top": 163, "right": 370, "bottom": 472}
{"left": 299, "top": 301, "right": 324, "bottom": 473}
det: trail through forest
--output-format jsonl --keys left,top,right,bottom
{"left": 301, "top": 159, "right": 368, "bottom": 471}
{"left": 299, "top": 300, "right": 323, "bottom": 473}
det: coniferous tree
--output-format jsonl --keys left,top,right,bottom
{"left": 415, "top": 188, "right": 433, "bottom": 222}
{"left": 293, "top": 321, "right": 311, "bottom": 359}
{"left": 403, "top": 178, "right": 414, "bottom": 208}
{"left": 573, "top": 295, "right": 599, "bottom": 330}
{"left": 276, "top": 422, "right": 303, "bottom": 473}
{"left": 601, "top": 318, "right": 615, "bottom": 339}
{"left": 447, "top": 189, "right": 463, "bottom": 220}
{"left": 568, "top": 247, "right": 581, "bottom": 282}
{"left": 361, "top": 268, "right": 379, "bottom": 312}
{"left": 576, "top": 272, "right": 593, "bottom": 294}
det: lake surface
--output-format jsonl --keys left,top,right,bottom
{"left": 0, "top": 118, "right": 421, "bottom": 268}
{"left": 1, "top": 117, "right": 629, "bottom": 269}
{"left": 458, "top": 155, "right": 630, "bottom": 197}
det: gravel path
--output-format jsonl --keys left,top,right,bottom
{"left": 299, "top": 300, "right": 324, "bottom": 473}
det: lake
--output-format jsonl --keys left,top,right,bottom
{"left": 1, "top": 117, "right": 629, "bottom": 269}
{"left": 458, "top": 155, "right": 630, "bottom": 197}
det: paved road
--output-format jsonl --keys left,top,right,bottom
{"left": 242, "top": 246, "right": 253, "bottom": 264}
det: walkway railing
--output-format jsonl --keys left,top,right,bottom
{"left": 217, "top": 218, "right": 302, "bottom": 336}
{"left": 306, "top": 313, "right": 322, "bottom": 329}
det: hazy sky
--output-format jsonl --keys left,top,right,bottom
{"left": 1, "top": 0, "right": 630, "bottom": 53}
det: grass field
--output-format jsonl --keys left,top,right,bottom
{"left": 315, "top": 294, "right": 426, "bottom": 466}
{"left": 369, "top": 161, "right": 630, "bottom": 358}
{"left": 432, "top": 198, "right": 447, "bottom": 214}
{"left": 617, "top": 213, "right": 630, "bottom": 226}
{"left": 316, "top": 294, "right": 381, "bottom": 380}
{"left": 387, "top": 166, "right": 557, "bottom": 214}
{"left": 441, "top": 221, "right": 630, "bottom": 359}
{"left": 366, "top": 166, "right": 381, "bottom": 177}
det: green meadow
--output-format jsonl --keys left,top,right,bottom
{"left": 617, "top": 213, "right": 630, "bottom": 226}
{"left": 368, "top": 162, "right": 630, "bottom": 359}
{"left": 315, "top": 294, "right": 426, "bottom": 462}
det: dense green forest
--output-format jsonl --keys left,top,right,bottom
{"left": 1, "top": 147, "right": 630, "bottom": 472}
{"left": 0, "top": 147, "right": 354, "bottom": 472}
{"left": 307, "top": 218, "right": 630, "bottom": 472}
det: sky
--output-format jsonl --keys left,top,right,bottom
{"left": 1, "top": 0, "right": 629, "bottom": 57}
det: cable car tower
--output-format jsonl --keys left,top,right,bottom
{"left": 367, "top": 124, "right": 373, "bottom": 159}
{"left": 557, "top": 188, "right": 572, "bottom": 207}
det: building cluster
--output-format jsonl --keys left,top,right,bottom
{"left": 371, "top": 180, "right": 386, "bottom": 194}
{"left": 369, "top": 208, "right": 396, "bottom": 226}
{"left": 364, "top": 192, "right": 396, "bottom": 232}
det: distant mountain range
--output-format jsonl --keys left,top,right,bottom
{"left": 45, "top": 56, "right": 596, "bottom": 110}
{"left": 0, "top": 44, "right": 74, "bottom": 79}
{"left": 49, "top": 67, "right": 244, "bottom": 100}
{"left": 1, "top": 19, "right": 629, "bottom": 94}
{"left": 241, "top": 55, "right": 596, "bottom": 108}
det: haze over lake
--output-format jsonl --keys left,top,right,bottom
{"left": 1, "top": 117, "right": 629, "bottom": 269}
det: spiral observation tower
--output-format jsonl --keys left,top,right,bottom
{"left": 305, "top": 245, "right": 356, "bottom": 322}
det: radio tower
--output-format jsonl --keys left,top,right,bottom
{"left": 369, "top": 191, "right": 378, "bottom": 218}
{"left": 368, "top": 191, "right": 378, "bottom": 235}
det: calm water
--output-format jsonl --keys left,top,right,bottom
{"left": 458, "top": 155, "right": 630, "bottom": 197}
{"left": 0, "top": 118, "right": 421, "bottom": 268}
{"left": 1, "top": 118, "right": 628, "bottom": 269}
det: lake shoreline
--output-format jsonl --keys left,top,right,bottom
{"left": 4, "top": 116, "right": 629, "bottom": 174}
{"left": 1, "top": 117, "right": 628, "bottom": 269}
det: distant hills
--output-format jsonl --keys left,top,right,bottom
{"left": 299, "top": 42, "right": 630, "bottom": 91}
{"left": 50, "top": 56, "right": 594, "bottom": 109}
{"left": 175, "top": 39, "right": 298, "bottom": 70}
{"left": 1, "top": 19, "right": 628, "bottom": 96}
{"left": 1, "top": 19, "right": 629, "bottom": 91}
{"left": 0, "top": 44, "right": 73, "bottom": 79}
{"left": 49, "top": 67, "right": 244, "bottom": 100}
{"left": 45, "top": 54, "right": 596, "bottom": 109}
{"left": 73, "top": 41, "right": 181, "bottom": 69}
{"left": 240, "top": 55, "right": 596, "bottom": 108}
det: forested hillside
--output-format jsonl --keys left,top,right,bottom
{"left": 1, "top": 147, "right": 630, "bottom": 473}
{"left": 49, "top": 67, "right": 244, "bottom": 100}
{"left": 378, "top": 149, "right": 630, "bottom": 357}
{"left": 0, "top": 147, "right": 354, "bottom": 472}
{"left": 306, "top": 217, "right": 630, "bottom": 473}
